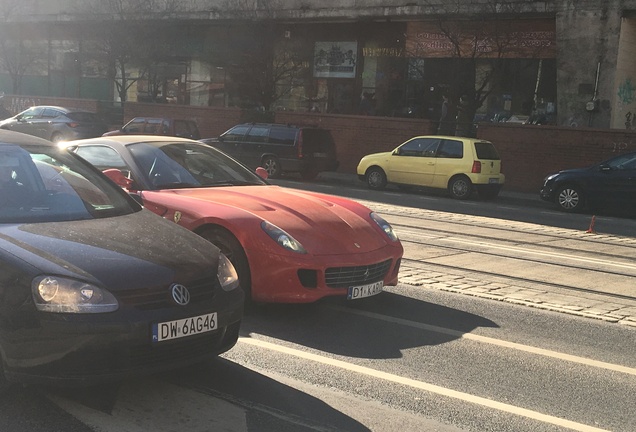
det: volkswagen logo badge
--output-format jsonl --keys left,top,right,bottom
{"left": 170, "top": 283, "right": 190, "bottom": 306}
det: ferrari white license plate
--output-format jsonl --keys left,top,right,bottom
{"left": 152, "top": 312, "right": 217, "bottom": 343}
{"left": 347, "top": 281, "right": 383, "bottom": 300}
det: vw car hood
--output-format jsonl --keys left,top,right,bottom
{"left": 157, "top": 186, "right": 391, "bottom": 255}
{"left": 0, "top": 210, "right": 218, "bottom": 290}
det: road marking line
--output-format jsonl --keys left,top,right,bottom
{"left": 328, "top": 305, "right": 636, "bottom": 377}
{"left": 239, "top": 337, "right": 610, "bottom": 432}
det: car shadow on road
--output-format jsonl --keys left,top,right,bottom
{"left": 241, "top": 291, "right": 498, "bottom": 360}
{"left": 43, "top": 357, "right": 370, "bottom": 432}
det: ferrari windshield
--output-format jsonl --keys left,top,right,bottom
{"left": 0, "top": 143, "right": 138, "bottom": 224}
{"left": 128, "top": 142, "right": 267, "bottom": 189}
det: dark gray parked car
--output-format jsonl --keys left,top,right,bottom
{"left": 0, "top": 105, "right": 107, "bottom": 143}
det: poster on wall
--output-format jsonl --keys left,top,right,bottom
{"left": 313, "top": 41, "right": 358, "bottom": 78}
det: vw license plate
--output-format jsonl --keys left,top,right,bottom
{"left": 489, "top": 178, "right": 499, "bottom": 184}
{"left": 152, "top": 312, "right": 217, "bottom": 343}
{"left": 348, "top": 281, "right": 383, "bottom": 300}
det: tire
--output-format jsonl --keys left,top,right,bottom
{"left": 448, "top": 175, "right": 473, "bottom": 200}
{"left": 366, "top": 167, "right": 387, "bottom": 190}
{"left": 199, "top": 227, "right": 252, "bottom": 302}
{"left": 50, "top": 132, "right": 64, "bottom": 143}
{"left": 555, "top": 185, "right": 584, "bottom": 212}
{"left": 262, "top": 156, "right": 281, "bottom": 179}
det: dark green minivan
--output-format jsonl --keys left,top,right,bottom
{"left": 201, "top": 123, "right": 339, "bottom": 180}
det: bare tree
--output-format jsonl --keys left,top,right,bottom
{"left": 407, "top": 0, "right": 555, "bottom": 134}
{"left": 0, "top": 0, "right": 46, "bottom": 94}
{"left": 76, "top": 0, "right": 183, "bottom": 102}
{"left": 216, "top": 0, "right": 308, "bottom": 111}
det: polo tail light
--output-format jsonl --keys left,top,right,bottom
{"left": 471, "top": 161, "right": 482, "bottom": 173}
{"left": 297, "top": 130, "right": 303, "bottom": 159}
{"left": 66, "top": 122, "right": 80, "bottom": 128}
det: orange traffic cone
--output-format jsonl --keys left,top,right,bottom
{"left": 585, "top": 215, "right": 596, "bottom": 234}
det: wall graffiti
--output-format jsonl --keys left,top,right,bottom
{"left": 612, "top": 140, "right": 630, "bottom": 153}
{"left": 7, "top": 97, "right": 41, "bottom": 115}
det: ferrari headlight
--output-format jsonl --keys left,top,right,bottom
{"left": 370, "top": 212, "right": 399, "bottom": 242}
{"left": 32, "top": 276, "right": 118, "bottom": 313}
{"left": 217, "top": 253, "right": 239, "bottom": 291}
{"left": 261, "top": 221, "right": 306, "bottom": 253}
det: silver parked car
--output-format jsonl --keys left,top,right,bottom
{"left": 0, "top": 105, "right": 107, "bottom": 143}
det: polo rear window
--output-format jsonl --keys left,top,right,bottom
{"left": 474, "top": 141, "right": 500, "bottom": 160}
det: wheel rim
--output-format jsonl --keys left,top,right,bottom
{"left": 558, "top": 188, "right": 579, "bottom": 210}
{"left": 368, "top": 171, "right": 383, "bottom": 187}
{"left": 263, "top": 158, "right": 278, "bottom": 176}
{"left": 451, "top": 179, "right": 469, "bottom": 198}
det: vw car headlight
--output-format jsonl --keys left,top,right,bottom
{"left": 218, "top": 253, "right": 239, "bottom": 291}
{"left": 261, "top": 221, "right": 306, "bottom": 253}
{"left": 370, "top": 212, "right": 399, "bottom": 242}
{"left": 32, "top": 276, "right": 118, "bottom": 313}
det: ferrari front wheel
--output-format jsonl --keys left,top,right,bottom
{"left": 200, "top": 227, "right": 252, "bottom": 302}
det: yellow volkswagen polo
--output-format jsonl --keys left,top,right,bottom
{"left": 357, "top": 135, "right": 505, "bottom": 199}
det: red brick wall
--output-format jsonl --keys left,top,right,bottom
{"left": 476, "top": 123, "right": 636, "bottom": 192}
{"left": 29, "top": 98, "right": 636, "bottom": 194}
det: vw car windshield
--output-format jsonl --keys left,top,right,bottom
{"left": 0, "top": 144, "right": 139, "bottom": 223}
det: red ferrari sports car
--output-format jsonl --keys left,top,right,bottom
{"left": 66, "top": 136, "right": 403, "bottom": 303}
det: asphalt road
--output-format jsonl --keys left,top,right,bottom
{"left": 2, "top": 178, "right": 635, "bottom": 431}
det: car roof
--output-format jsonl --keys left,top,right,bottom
{"left": 68, "top": 135, "right": 198, "bottom": 146}
{"left": 129, "top": 117, "right": 195, "bottom": 122}
{"left": 27, "top": 105, "right": 92, "bottom": 113}
{"left": 0, "top": 129, "right": 57, "bottom": 146}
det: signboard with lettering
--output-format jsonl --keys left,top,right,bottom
{"left": 314, "top": 41, "right": 358, "bottom": 78}
{"left": 405, "top": 19, "right": 556, "bottom": 59}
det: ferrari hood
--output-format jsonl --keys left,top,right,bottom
{"left": 0, "top": 210, "right": 218, "bottom": 291}
{"left": 163, "top": 186, "right": 391, "bottom": 255}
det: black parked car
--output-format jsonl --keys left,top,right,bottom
{"left": 0, "top": 105, "right": 108, "bottom": 143}
{"left": 540, "top": 151, "right": 636, "bottom": 213}
{"left": 0, "top": 130, "right": 243, "bottom": 390}
{"left": 201, "top": 123, "right": 339, "bottom": 180}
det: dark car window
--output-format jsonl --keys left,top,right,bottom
{"left": 122, "top": 118, "right": 145, "bottom": 133}
{"left": 0, "top": 144, "right": 138, "bottom": 223}
{"left": 19, "top": 107, "right": 44, "bottom": 120}
{"left": 128, "top": 141, "right": 266, "bottom": 189}
{"left": 474, "top": 141, "right": 501, "bottom": 160}
{"left": 246, "top": 126, "right": 269, "bottom": 143}
{"left": 222, "top": 125, "right": 250, "bottom": 142}
{"left": 174, "top": 120, "right": 199, "bottom": 139}
{"left": 144, "top": 119, "right": 163, "bottom": 134}
{"left": 41, "top": 108, "right": 63, "bottom": 119}
{"left": 398, "top": 138, "right": 440, "bottom": 157}
{"left": 269, "top": 127, "right": 297, "bottom": 145}
{"left": 607, "top": 153, "right": 636, "bottom": 170}
{"left": 438, "top": 139, "right": 463, "bottom": 158}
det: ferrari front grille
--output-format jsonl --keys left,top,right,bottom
{"left": 325, "top": 259, "right": 392, "bottom": 288}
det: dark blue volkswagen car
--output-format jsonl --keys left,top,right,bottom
{"left": 0, "top": 130, "right": 243, "bottom": 390}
